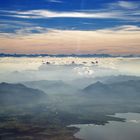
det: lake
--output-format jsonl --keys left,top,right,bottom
{"left": 72, "top": 113, "right": 140, "bottom": 140}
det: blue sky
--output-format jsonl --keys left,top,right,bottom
{"left": 0, "top": 0, "right": 140, "bottom": 32}
{"left": 0, "top": 0, "right": 140, "bottom": 54}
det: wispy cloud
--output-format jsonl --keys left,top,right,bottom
{"left": 108, "top": 1, "right": 140, "bottom": 10}
{"left": 1, "top": 25, "right": 140, "bottom": 37}
{"left": 0, "top": 20, "right": 34, "bottom": 32}
{"left": 15, "top": 26, "right": 49, "bottom": 35}
{"left": 47, "top": 0, "right": 63, "bottom": 3}
{"left": 4, "top": 10, "right": 122, "bottom": 19}
{"left": 98, "top": 25, "right": 140, "bottom": 34}
{"left": 1, "top": 7, "right": 140, "bottom": 22}
{"left": 0, "top": 23, "right": 17, "bottom": 30}
{"left": 116, "top": 1, "right": 139, "bottom": 9}
{"left": 0, "top": 26, "right": 51, "bottom": 37}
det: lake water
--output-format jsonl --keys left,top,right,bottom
{"left": 72, "top": 113, "right": 140, "bottom": 140}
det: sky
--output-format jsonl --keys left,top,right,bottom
{"left": 0, "top": 0, "right": 140, "bottom": 55}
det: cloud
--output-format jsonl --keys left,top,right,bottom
{"left": 0, "top": 20, "right": 35, "bottom": 33}
{"left": 15, "top": 26, "right": 49, "bottom": 35}
{"left": 0, "top": 24, "right": 18, "bottom": 30}
{"left": 98, "top": 25, "right": 140, "bottom": 34}
{"left": 0, "top": 26, "right": 52, "bottom": 37}
{"left": 0, "top": 0, "right": 140, "bottom": 22}
{"left": 73, "top": 67, "right": 94, "bottom": 76}
{"left": 109, "top": 1, "right": 140, "bottom": 9}
{"left": 47, "top": 0, "right": 63, "bottom": 3}
{"left": 112, "top": 25, "right": 140, "bottom": 31}
{"left": 1, "top": 7, "right": 139, "bottom": 22}
{"left": 128, "top": 120, "right": 140, "bottom": 123}
{"left": 0, "top": 25, "right": 140, "bottom": 37}
{"left": 0, "top": 20, "right": 33, "bottom": 26}
{"left": 6, "top": 10, "right": 122, "bottom": 19}
{"left": 117, "top": 1, "right": 139, "bottom": 9}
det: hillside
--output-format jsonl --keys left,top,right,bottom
{"left": 0, "top": 82, "right": 47, "bottom": 106}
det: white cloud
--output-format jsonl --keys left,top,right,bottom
{"left": 0, "top": 9, "right": 120, "bottom": 19}
{"left": 128, "top": 120, "right": 140, "bottom": 123}
{"left": 1, "top": 7, "right": 139, "bottom": 22}
{"left": 9, "top": 10, "right": 122, "bottom": 19}
{"left": 109, "top": 1, "right": 140, "bottom": 9}
{"left": 118, "top": 1, "right": 139, "bottom": 9}
{"left": 0, "top": 1, "right": 139, "bottom": 22}
{"left": 73, "top": 67, "right": 94, "bottom": 76}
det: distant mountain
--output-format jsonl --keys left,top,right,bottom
{"left": 70, "top": 75, "right": 140, "bottom": 89}
{"left": 83, "top": 80, "right": 140, "bottom": 99}
{"left": 83, "top": 82, "right": 110, "bottom": 97}
{"left": 23, "top": 80, "right": 78, "bottom": 94}
{"left": 84, "top": 81, "right": 109, "bottom": 92}
{"left": 0, "top": 82, "right": 47, "bottom": 106}
{"left": 0, "top": 53, "right": 139, "bottom": 58}
{"left": 101, "top": 75, "right": 140, "bottom": 84}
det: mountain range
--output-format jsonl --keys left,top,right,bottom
{"left": 0, "top": 53, "right": 139, "bottom": 58}
{"left": 83, "top": 80, "right": 140, "bottom": 100}
{"left": 0, "top": 82, "right": 47, "bottom": 106}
